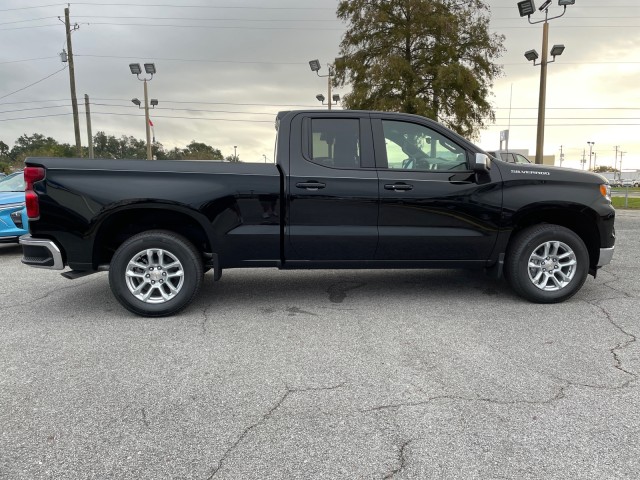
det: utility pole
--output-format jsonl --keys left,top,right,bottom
{"left": 614, "top": 145, "right": 620, "bottom": 180}
{"left": 64, "top": 7, "right": 82, "bottom": 156}
{"left": 559, "top": 145, "right": 564, "bottom": 166}
{"left": 619, "top": 151, "right": 626, "bottom": 178}
{"left": 581, "top": 149, "right": 586, "bottom": 170}
{"left": 84, "top": 94, "right": 94, "bottom": 159}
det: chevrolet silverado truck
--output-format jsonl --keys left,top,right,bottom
{"left": 20, "top": 110, "right": 615, "bottom": 316}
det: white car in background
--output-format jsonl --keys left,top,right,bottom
{"left": 487, "top": 151, "right": 532, "bottom": 164}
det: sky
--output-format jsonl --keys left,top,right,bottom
{"left": 1, "top": 0, "right": 640, "bottom": 172}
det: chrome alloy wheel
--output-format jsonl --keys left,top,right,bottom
{"left": 124, "top": 248, "right": 185, "bottom": 303}
{"left": 527, "top": 241, "right": 577, "bottom": 291}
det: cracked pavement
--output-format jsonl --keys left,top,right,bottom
{"left": 1, "top": 210, "right": 639, "bottom": 479}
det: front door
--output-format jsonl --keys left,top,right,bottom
{"left": 373, "top": 117, "right": 502, "bottom": 263}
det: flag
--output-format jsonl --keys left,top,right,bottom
{"left": 149, "top": 118, "right": 155, "bottom": 142}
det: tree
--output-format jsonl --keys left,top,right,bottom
{"left": 179, "top": 141, "right": 223, "bottom": 160}
{"left": 334, "top": 0, "right": 504, "bottom": 139}
{"left": 93, "top": 131, "right": 147, "bottom": 159}
{"left": 593, "top": 166, "right": 616, "bottom": 173}
{"left": 9, "top": 133, "right": 75, "bottom": 164}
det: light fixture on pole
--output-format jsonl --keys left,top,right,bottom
{"left": 129, "top": 62, "right": 157, "bottom": 160}
{"left": 518, "top": 0, "right": 574, "bottom": 164}
{"left": 308, "top": 58, "right": 343, "bottom": 110}
{"left": 587, "top": 141, "right": 595, "bottom": 171}
{"left": 315, "top": 93, "right": 340, "bottom": 107}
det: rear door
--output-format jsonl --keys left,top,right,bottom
{"left": 373, "top": 115, "right": 502, "bottom": 263}
{"left": 286, "top": 113, "right": 379, "bottom": 261}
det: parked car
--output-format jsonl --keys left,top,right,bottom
{"left": 0, "top": 171, "right": 28, "bottom": 243}
{"left": 621, "top": 179, "right": 634, "bottom": 188}
{"left": 486, "top": 150, "right": 532, "bottom": 164}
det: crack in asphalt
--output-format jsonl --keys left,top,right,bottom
{"left": 140, "top": 408, "right": 150, "bottom": 427}
{"left": 205, "top": 382, "right": 346, "bottom": 479}
{"left": 588, "top": 300, "right": 638, "bottom": 387}
{"left": 383, "top": 440, "right": 412, "bottom": 480}
{"left": 362, "top": 387, "right": 567, "bottom": 413}
{"left": 199, "top": 304, "right": 213, "bottom": 336}
{"left": 1, "top": 274, "right": 105, "bottom": 312}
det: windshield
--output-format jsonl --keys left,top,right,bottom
{"left": 0, "top": 172, "right": 25, "bottom": 192}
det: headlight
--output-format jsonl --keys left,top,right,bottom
{"left": 600, "top": 184, "right": 611, "bottom": 203}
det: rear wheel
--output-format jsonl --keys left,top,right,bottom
{"left": 109, "top": 230, "right": 203, "bottom": 316}
{"left": 505, "top": 224, "right": 589, "bottom": 303}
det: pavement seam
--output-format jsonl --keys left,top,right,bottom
{"left": 205, "top": 382, "right": 346, "bottom": 479}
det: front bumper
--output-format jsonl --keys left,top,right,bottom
{"left": 19, "top": 234, "right": 65, "bottom": 270}
{"left": 597, "top": 247, "right": 614, "bottom": 267}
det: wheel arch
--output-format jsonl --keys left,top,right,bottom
{"left": 92, "top": 203, "right": 215, "bottom": 268}
{"left": 508, "top": 204, "right": 601, "bottom": 270}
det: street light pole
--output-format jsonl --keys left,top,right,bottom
{"left": 309, "top": 59, "right": 342, "bottom": 110}
{"left": 587, "top": 141, "right": 594, "bottom": 171}
{"left": 143, "top": 78, "right": 152, "bottom": 161}
{"left": 129, "top": 62, "right": 156, "bottom": 160}
{"left": 536, "top": 20, "right": 549, "bottom": 165}
{"left": 518, "top": 0, "right": 574, "bottom": 164}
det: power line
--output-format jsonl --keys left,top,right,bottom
{"left": 0, "top": 66, "right": 68, "bottom": 101}
{"left": 0, "top": 56, "right": 59, "bottom": 65}
{"left": 71, "top": 15, "right": 338, "bottom": 23}
{"left": 0, "top": 16, "right": 57, "bottom": 25}
{"left": 0, "top": 112, "right": 73, "bottom": 122}
{"left": 0, "top": 3, "right": 63, "bottom": 12}
{"left": 72, "top": 3, "right": 334, "bottom": 10}
{"left": 69, "top": 21, "right": 344, "bottom": 30}
{"left": 0, "top": 104, "right": 71, "bottom": 114}
{"left": 74, "top": 54, "right": 304, "bottom": 65}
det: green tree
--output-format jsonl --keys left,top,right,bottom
{"left": 9, "top": 133, "right": 75, "bottom": 164}
{"left": 334, "top": 0, "right": 504, "bottom": 139}
{"left": 93, "top": 131, "right": 148, "bottom": 159}
{"left": 593, "top": 166, "right": 616, "bottom": 173}
{"left": 180, "top": 141, "right": 223, "bottom": 160}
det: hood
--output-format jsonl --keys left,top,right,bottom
{"left": 493, "top": 160, "right": 606, "bottom": 185}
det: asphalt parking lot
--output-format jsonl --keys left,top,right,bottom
{"left": 1, "top": 211, "right": 639, "bottom": 480}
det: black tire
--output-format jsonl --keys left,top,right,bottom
{"left": 109, "top": 230, "right": 204, "bottom": 317}
{"left": 505, "top": 224, "right": 589, "bottom": 304}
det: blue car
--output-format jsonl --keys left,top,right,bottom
{"left": 0, "top": 171, "right": 28, "bottom": 243}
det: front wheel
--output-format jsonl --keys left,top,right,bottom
{"left": 109, "top": 230, "right": 204, "bottom": 316}
{"left": 505, "top": 224, "right": 589, "bottom": 304}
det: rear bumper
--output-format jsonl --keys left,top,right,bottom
{"left": 19, "top": 234, "right": 65, "bottom": 270}
{"left": 0, "top": 236, "right": 20, "bottom": 243}
{"left": 597, "top": 247, "right": 614, "bottom": 267}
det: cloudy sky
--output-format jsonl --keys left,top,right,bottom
{"left": 1, "top": 0, "right": 640, "bottom": 171}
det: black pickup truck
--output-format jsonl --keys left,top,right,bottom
{"left": 20, "top": 110, "right": 615, "bottom": 316}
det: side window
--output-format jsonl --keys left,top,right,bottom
{"left": 309, "top": 118, "right": 361, "bottom": 169}
{"left": 381, "top": 120, "right": 468, "bottom": 171}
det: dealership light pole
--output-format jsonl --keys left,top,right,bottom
{"left": 129, "top": 63, "right": 157, "bottom": 160}
{"left": 587, "top": 141, "right": 594, "bottom": 171}
{"left": 308, "top": 58, "right": 343, "bottom": 110}
{"left": 518, "top": 0, "right": 574, "bottom": 164}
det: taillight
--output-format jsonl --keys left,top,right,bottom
{"left": 24, "top": 166, "right": 45, "bottom": 220}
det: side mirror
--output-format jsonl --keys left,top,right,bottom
{"left": 472, "top": 153, "right": 491, "bottom": 173}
